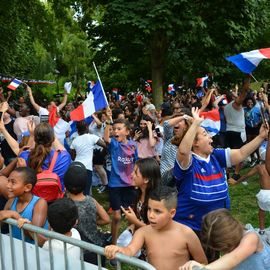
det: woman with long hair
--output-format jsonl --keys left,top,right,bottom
{"left": 19, "top": 122, "right": 71, "bottom": 190}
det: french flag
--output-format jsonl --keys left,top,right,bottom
{"left": 168, "top": 84, "right": 175, "bottom": 94}
{"left": 7, "top": 78, "right": 22, "bottom": 90}
{"left": 70, "top": 80, "right": 108, "bottom": 121}
{"left": 226, "top": 48, "right": 270, "bottom": 74}
{"left": 199, "top": 108, "right": 220, "bottom": 136}
{"left": 196, "top": 76, "right": 208, "bottom": 88}
{"left": 49, "top": 106, "right": 70, "bottom": 144}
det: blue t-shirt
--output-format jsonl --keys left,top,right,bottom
{"left": 19, "top": 149, "right": 71, "bottom": 190}
{"left": 10, "top": 195, "right": 48, "bottom": 243}
{"left": 173, "top": 148, "right": 231, "bottom": 231}
{"left": 244, "top": 106, "right": 261, "bottom": 128}
{"left": 108, "top": 137, "right": 138, "bottom": 187}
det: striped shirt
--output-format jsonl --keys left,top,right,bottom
{"left": 173, "top": 148, "right": 231, "bottom": 231}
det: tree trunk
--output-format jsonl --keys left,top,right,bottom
{"left": 151, "top": 31, "right": 167, "bottom": 106}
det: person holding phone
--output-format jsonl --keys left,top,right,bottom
{"left": 244, "top": 96, "right": 262, "bottom": 167}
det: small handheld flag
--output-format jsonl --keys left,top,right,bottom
{"left": 168, "top": 84, "right": 175, "bottom": 95}
{"left": 196, "top": 76, "right": 208, "bottom": 88}
{"left": 7, "top": 78, "right": 22, "bottom": 90}
{"left": 226, "top": 48, "right": 270, "bottom": 74}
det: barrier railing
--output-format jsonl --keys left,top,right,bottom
{"left": 0, "top": 218, "right": 156, "bottom": 270}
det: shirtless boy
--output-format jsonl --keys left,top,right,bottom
{"left": 105, "top": 186, "right": 207, "bottom": 270}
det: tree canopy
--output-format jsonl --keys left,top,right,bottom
{"left": 1, "top": 0, "right": 270, "bottom": 104}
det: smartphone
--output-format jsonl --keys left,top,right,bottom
{"left": 155, "top": 127, "right": 161, "bottom": 137}
{"left": 260, "top": 104, "right": 268, "bottom": 127}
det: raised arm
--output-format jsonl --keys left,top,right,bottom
{"left": 176, "top": 108, "right": 203, "bottom": 168}
{"left": 232, "top": 77, "right": 250, "bottom": 110}
{"left": 230, "top": 123, "right": 268, "bottom": 166}
{"left": 0, "top": 103, "right": 19, "bottom": 155}
{"left": 57, "top": 90, "right": 68, "bottom": 111}
{"left": 146, "top": 121, "right": 157, "bottom": 147}
{"left": 27, "top": 85, "right": 41, "bottom": 113}
{"left": 104, "top": 107, "right": 112, "bottom": 144}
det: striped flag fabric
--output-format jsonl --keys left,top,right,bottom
{"left": 70, "top": 80, "right": 108, "bottom": 121}
{"left": 199, "top": 108, "right": 220, "bottom": 136}
{"left": 168, "top": 84, "right": 175, "bottom": 94}
{"left": 196, "top": 76, "right": 208, "bottom": 88}
{"left": 226, "top": 48, "right": 270, "bottom": 74}
{"left": 7, "top": 78, "right": 22, "bottom": 90}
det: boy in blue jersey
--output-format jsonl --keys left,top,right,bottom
{"left": 4, "top": 167, "right": 48, "bottom": 243}
{"left": 104, "top": 108, "right": 138, "bottom": 247}
{"left": 174, "top": 107, "right": 268, "bottom": 235}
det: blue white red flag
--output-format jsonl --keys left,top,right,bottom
{"left": 70, "top": 80, "right": 108, "bottom": 121}
{"left": 199, "top": 108, "right": 220, "bottom": 136}
{"left": 226, "top": 48, "right": 270, "bottom": 74}
{"left": 168, "top": 84, "right": 175, "bottom": 95}
{"left": 196, "top": 76, "right": 208, "bottom": 88}
{"left": 7, "top": 78, "right": 22, "bottom": 90}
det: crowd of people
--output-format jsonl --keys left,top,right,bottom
{"left": 0, "top": 78, "right": 269, "bottom": 269}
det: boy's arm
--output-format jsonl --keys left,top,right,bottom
{"left": 186, "top": 229, "right": 208, "bottom": 264}
{"left": 0, "top": 210, "right": 21, "bottom": 221}
{"left": 104, "top": 107, "right": 112, "bottom": 144}
{"left": 94, "top": 199, "right": 111, "bottom": 225}
{"left": 105, "top": 227, "right": 145, "bottom": 259}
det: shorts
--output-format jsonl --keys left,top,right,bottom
{"left": 256, "top": 190, "right": 270, "bottom": 211}
{"left": 109, "top": 186, "right": 137, "bottom": 211}
{"left": 225, "top": 131, "right": 244, "bottom": 149}
{"left": 93, "top": 149, "right": 106, "bottom": 165}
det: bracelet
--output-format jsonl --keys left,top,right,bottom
{"left": 106, "top": 120, "right": 113, "bottom": 125}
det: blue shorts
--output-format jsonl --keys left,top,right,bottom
{"left": 109, "top": 186, "right": 137, "bottom": 211}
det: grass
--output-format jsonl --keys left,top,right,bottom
{"left": 93, "top": 167, "right": 270, "bottom": 269}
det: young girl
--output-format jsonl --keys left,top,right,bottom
{"left": 134, "top": 116, "right": 157, "bottom": 159}
{"left": 121, "top": 157, "right": 161, "bottom": 229}
{"left": 179, "top": 209, "right": 270, "bottom": 270}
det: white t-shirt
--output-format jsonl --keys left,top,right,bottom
{"left": 70, "top": 133, "right": 100, "bottom": 170}
{"left": 43, "top": 228, "right": 81, "bottom": 260}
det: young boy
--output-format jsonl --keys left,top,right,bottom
{"left": 4, "top": 167, "right": 48, "bottom": 243}
{"left": 104, "top": 108, "right": 138, "bottom": 247}
{"left": 64, "top": 161, "right": 111, "bottom": 265}
{"left": 105, "top": 186, "right": 207, "bottom": 270}
{"left": 42, "top": 198, "right": 81, "bottom": 259}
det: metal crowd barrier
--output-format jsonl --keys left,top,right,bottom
{"left": 0, "top": 218, "right": 156, "bottom": 270}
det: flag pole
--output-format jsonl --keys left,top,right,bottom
{"left": 92, "top": 62, "right": 109, "bottom": 106}
{"left": 250, "top": 73, "right": 258, "bottom": 83}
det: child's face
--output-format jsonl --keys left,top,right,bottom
{"left": 147, "top": 199, "right": 175, "bottom": 230}
{"left": 6, "top": 171, "right": 30, "bottom": 198}
{"left": 113, "top": 123, "right": 129, "bottom": 142}
{"left": 131, "top": 165, "right": 148, "bottom": 188}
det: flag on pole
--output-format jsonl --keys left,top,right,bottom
{"left": 196, "top": 76, "right": 208, "bottom": 88}
{"left": 70, "top": 80, "right": 108, "bottom": 121}
{"left": 7, "top": 78, "right": 22, "bottom": 90}
{"left": 226, "top": 48, "right": 270, "bottom": 74}
{"left": 168, "top": 84, "right": 175, "bottom": 95}
{"left": 49, "top": 106, "right": 70, "bottom": 144}
{"left": 199, "top": 108, "right": 220, "bottom": 136}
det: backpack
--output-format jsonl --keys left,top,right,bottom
{"left": 32, "top": 151, "right": 64, "bottom": 202}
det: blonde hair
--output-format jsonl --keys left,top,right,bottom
{"left": 201, "top": 209, "right": 244, "bottom": 254}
